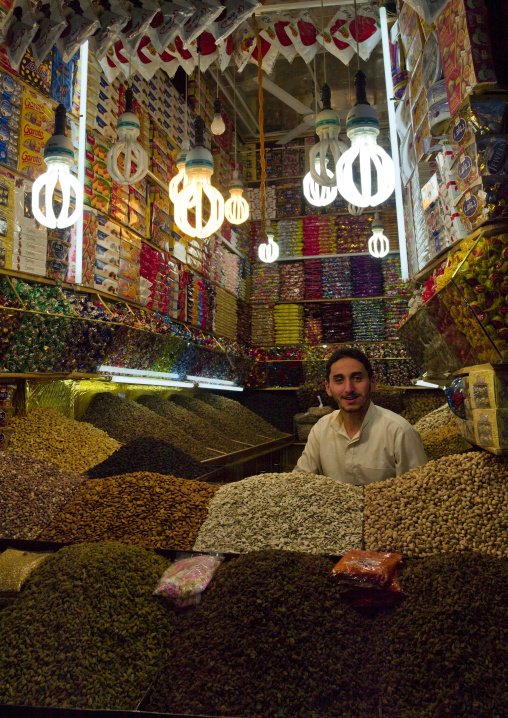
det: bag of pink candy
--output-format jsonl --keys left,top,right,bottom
{"left": 154, "top": 554, "right": 224, "bottom": 608}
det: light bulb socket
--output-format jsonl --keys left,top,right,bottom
{"left": 213, "top": 97, "right": 222, "bottom": 115}
{"left": 125, "top": 86, "right": 134, "bottom": 114}
{"left": 194, "top": 115, "right": 206, "bottom": 147}
{"left": 354, "top": 70, "right": 369, "bottom": 106}
{"left": 44, "top": 104, "right": 73, "bottom": 161}
{"left": 321, "top": 83, "right": 332, "bottom": 110}
{"left": 54, "top": 103, "right": 67, "bottom": 136}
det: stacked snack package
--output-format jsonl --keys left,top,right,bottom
{"left": 0, "top": 71, "right": 22, "bottom": 172}
{"left": 304, "top": 259, "right": 323, "bottom": 300}
{"left": 247, "top": 186, "right": 276, "bottom": 221}
{"left": 251, "top": 305, "right": 274, "bottom": 346}
{"left": 321, "top": 302, "right": 354, "bottom": 343}
{"left": 274, "top": 304, "right": 304, "bottom": 345}
{"left": 384, "top": 299, "right": 409, "bottom": 341}
{"left": 304, "top": 305, "right": 323, "bottom": 345}
{"left": 336, "top": 215, "right": 374, "bottom": 254}
{"left": 302, "top": 216, "right": 336, "bottom": 256}
{"left": 353, "top": 300, "right": 385, "bottom": 342}
{"left": 276, "top": 181, "right": 301, "bottom": 218}
{"left": 213, "top": 287, "right": 237, "bottom": 341}
{"left": 251, "top": 262, "right": 280, "bottom": 304}
{"left": 322, "top": 258, "right": 352, "bottom": 299}
{"left": 0, "top": 170, "right": 15, "bottom": 270}
{"left": 12, "top": 180, "right": 48, "bottom": 277}
{"left": 277, "top": 219, "right": 304, "bottom": 258}
{"left": 351, "top": 256, "right": 384, "bottom": 298}
{"left": 150, "top": 186, "right": 171, "bottom": 250}
{"left": 381, "top": 256, "right": 406, "bottom": 297}
{"left": 281, "top": 140, "right": 303, "bottom": 177}
{"left": 86, "top": 55, "right": 119, "bottom": 143}
{"left": 236, "top": 299, "right": 252, "bottom": 346}
{"left": 18, "top": 87, "right": 53, "bottom": 180}
{"left": 279, "top": 262, "right": 305, "bottom": 302}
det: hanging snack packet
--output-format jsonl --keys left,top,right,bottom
{"left": 233, "top": 23, "right": 256, "bottom": 72}
{"left": 249, "top": 16, "right": 279, "bottom": 74}
{"left": 132, "top": 36, "right": 161, "bottom": 81}
{"left": 404, "top": 0, "right": 448, "bottom": 25}
{"left": 260, "top": 13, "right": 296, "bottom": 64}
{"left": 285, "top": 12, "right": 319, "bottom": 65}
{"left": 31, "top": 0, "right": 66, "bottom": 68}
{"left": 158, "top": 47, "right": 180, "bottom": 77}
{"left": 154, "top": 554, "right": 224, "bottom": 608}
{"left": 211, "top": 0, "right": 261, "bottom": 44}
{"left": 90, "top": 0, "right": 130, "bottom": 63}
{"left": 328, "top": 550, "right": 404, "bottom": 589}
{"left": 186, "top": 31, "right": 218, "bottom": 73}
{"left": 148, "top": 1, "right": 194, "bottom": 56}
{"left": 216, "top": 34, "right": 233, "bottom": 72}
{"left": 117, "top": 0, "right": 159, "bottom": 56}
{"left": 317, "top": 7, "right": 355, "bottom": 66}
{"left": 172, "top": 35, "right": 196, "bottom": 75}
{"left": 57, "top": 0, "right": 99, "bottom": 64}
{"left": 99, "top": 48, "right": 122, "bottom": 84}
{"left": 181, "top": 0, "right": 224, "bottom": 50}
{"left": 1, "top": 0, "right": 38, "bottom": 72}
{"left": 348, "top": 3, "right": 381, "bottom": 62}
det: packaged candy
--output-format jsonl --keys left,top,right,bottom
{"left": 154, "top": 554, "right": 224, "bottom": 608}
{"left": 46, "top": 258, "right": 68, "bottom": 280}
{"left": 285, "top": 12, "right": 319, "bottom": 65}
{"left": 348, "top": 3, "right": 381, "bottom": 62}
{"left": 50, "top": 47, "right": 74, "bottom": 111}
{"left": 90, "top": 0, "right": 129, "bottom": 62}
{"left": 181, "top": 0, "right": 223, "bottom": 50}
{"left": 451, "top": 96, "right": 508, "bottom": 150}
{"left": 329, "top": 550, "right": 403, "bottom": 589}
{"left": 0, "top": 384, "right": 16, "bottom": 408}
{"left": 316, "top": 7, "right": 355, "bottom": 65}
{"left": 452, "top": 136, "right": 508, "bottom": 195}
{"left": 1, "top": 0, "right": 38, "bottom": 72}
{"left": 31, "top": 0, "right": 66, "bottom": 68}
{"left": 211, "top": 0, "right": 260, "bottom": 44}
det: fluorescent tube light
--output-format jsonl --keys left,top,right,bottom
{"left": 111, "top": 376, "right": 194, "bottom": 388}
{"left": 415, "top": 380, "right": 441, "bottom": 388}
{"left": 187, "top": 375, "right": 236, "bottom": 386}
{"left": 197, "top": 383, "right": 243, "bottom": 392}
{"left": 99, "top": 366, "right": 179, "bottom": 380}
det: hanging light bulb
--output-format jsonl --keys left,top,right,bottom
{"left": 224, "top": 170, "right": 249, "bottom": 225}
{"left": 31, "top": 104, "right": 83, "bottom": 229}
{"left": 303, "top": 135, "right": 338, "bottom": 206}
{"left": 169, "top": 140, "right": 190, "bottom": 203}
{"left": 258, "top": 221, "right": 279, "bottom": 263}
{"left": 174, "top": 116, "right": 224, "bottom": 239}
{"left": 107, "top": 87, "right": 148, "bottom": 186}
{"left": 368, "top": 212, "right": 390, "bottom": 258}
{"left": 348, "top": 203, "right": 364, "bottom": 216}
{"left": 336, "top": 70, "right": 395, "bottom": 208}
{"left": 211, "top": 97, "right": 226, "bottom": 135}
{"left": 309, "top": 84, "right": 347, "bottom": 188}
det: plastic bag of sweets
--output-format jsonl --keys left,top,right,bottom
{"left": 154, "top": 555, "right": 224, "bottom": 608}
{"left": 329, "top": 550, "right": 403, "bottom": 589}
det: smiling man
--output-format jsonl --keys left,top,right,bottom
{"left": 295, "top": 347, "right": 427, "bottom": 485}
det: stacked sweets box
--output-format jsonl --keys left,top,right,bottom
{"left": 86, "top": 56, "right": 119, "bottom": 144}
{"left": 141, "top": 243, "right": 179, "bottom": 317}
{"left": 11, "top": 179, "right": 47, "bottom": 275}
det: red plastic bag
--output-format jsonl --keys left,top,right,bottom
{"left": 342, "top": 573, "right": 406, "bottom": 609}
{"left": 328, "top": 550, "right": 403, "bottom": 589}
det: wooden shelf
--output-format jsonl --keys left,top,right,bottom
{"left": 274, "top": 251, "right": 400, "bottom": 261}
{"left": 250, "top": 211, "right": 397, "bottom": 222}
{"left": 248, "top": 385, "right": 435, "bottom": 391}
{"left": 273, "top": 296, "right": 406, "bottom": 304}
{"left": 262, "top": 358, "right": 408, "bottom": 362}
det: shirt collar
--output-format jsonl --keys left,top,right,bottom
{"left": 335, "top": 401, "right": 376, "bottom": 440}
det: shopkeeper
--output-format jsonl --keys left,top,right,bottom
{"left": 295, "top": 348, "right": 427, "bottom": 485}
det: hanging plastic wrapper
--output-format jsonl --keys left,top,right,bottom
{"left": 347, "top": 3, "right": 381, "bottom": 62}
{"left": 185, "top": 31, "right": 218, "bottom": 73}
{"left": 57, "top": 0, "right": 100, "bottom": 64}
{"left": 316, "top": 8, "right": 355, "bottom": 65}
{"left": 99, "top": 47, "right": 122, "bottom": 84}
{"left": 154, "top": 554, "right": 224, "bottom": 608}
{"left": 260, "top": 12, "right": 297, "bottom": 63}
{"left": 250, "top": 16, "right": 279, "bottom": 74}
{"left": 232, "top": 23, "right": 256, "bottom": 72}
{"left": 148, "top": 0, "right": 194, "bottom": 56}
{"left": 158, "top": 46, "right": 181, "bottom": 77}
{"left": 31, "top": 0, "right": 67, "bottom": 68}
{"left": 1, "top": 0, "right": 38, "bottom": 72}
{"left": 117, "top": 0, "right": 159, "bottom": 56}
{"left": 404, "top": 0, "right": 449, "bottom": 25}
{"left": 210, "top": 0, "right": 261, "bottom": 44}
{"left": 285, "top": 12, "right": 319, "bottom": 65}
{"left": 131, "top": 35, "right": 162, "bottom": 81}
{"left": 216, "top": 34, "right": 233, "bottom": 72}
{"left": 171, "top": 35, "right": 197, "bottom": 75}
{"left": 89, "top": 0, "right": 130, "bottom": 62}
{"left": 181, "top": 0, "right": 224, "bottom": 50}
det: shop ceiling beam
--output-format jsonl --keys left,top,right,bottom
{"left": 256, "top": 0, "right": 372, "bottom": 12}
{"left": 223, "top": 69, "right": 260, "bottom": 133}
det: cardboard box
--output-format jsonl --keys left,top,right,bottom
{"left": 473, "top": 407, "right": 508, "bottom": 449}
{"left": 469, "top": 365, "right": 508, "bottom": 409}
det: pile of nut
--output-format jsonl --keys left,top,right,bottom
{"left": 364, "top": 451, "right": 508, "bottom": 557}
{"left": 7, "top": 407, "right": 120, "bottom": 474}
{"left": 201, "top": 392, "right": 285, "bottom": 439}
{"left": 40, "top": 471, "right": 220, "bottom": 550}
{"left": 413, "top": 403, "right": 454, "bottom": 434}
{"left": 0, "top": 542, "right": 175, "bottom": 709}
{"left": 81, "top": 393, "right": 218, "bottom": 460}
{"left": 420, "top": 422, "right": 470, "bottom": 461}
{"left": 0, "top": 451, "right": 87, "bottom": 539}
{"left": 193, "top": 472, "right": 363, "bottom": 555}
{"left": 401, "top": 389, "right": 445, "bottom": 425}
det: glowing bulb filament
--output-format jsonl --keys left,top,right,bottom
{"left": 258, "top": 235, "right": 279, "bottom": 263}
{"left": 368, "top": 215, "right": 390, "bottom": 257}
{"left": 336, "top": 132, "right": 395, "bottom": 208}
{"left": 174, "top": 175, "right": 224, "bottom": 240}
{"left": 32, "top": 159, "right": 83, "bottom": 230}
{"left": 303, "top": 160, "right": 337, "bottom": 207}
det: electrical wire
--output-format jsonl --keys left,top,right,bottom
{"left": 354, "top": 0, "right": 360, "bottom": 70}
{"left": 320, "top": 0, "right": 326, "bottom": 85}
{"left": 252, "top": 14, "right": 266, "bottom": 236}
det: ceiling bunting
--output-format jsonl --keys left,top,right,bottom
{"left": 58, "top": 0, "right": 100, "bottom": 63}
{"left": 316, "top": 8, "right": 355, "bottom": 66}
{"left": 130, "top": 35, "right": 162, "bottom": 81}
{"left": 285, "top": 11, "right": 319, "bottom": 65}
{"left": 215, "top": 34, "right": 233, "bottom": 72}
{"left": 89, "top": 0, "right": 130, "bottom": 63}
{"left": 260, "top": 13, "right": 298, "bottom": 63}
{"left": 1, "top": 0, "right": 38, "bottom": 71}
{"left": 181, "top": 0, "right": 224, "bottom": 50}
{"left": 211, "top": 1, "right": 261, "bottom": 44}
{"left": 158, "top": 47, "right": 180, "bottom": 77}
{"left": 32, "top": 0, "right": 67, "bottom": 67}
{"left": 148, "top": 1, "right": 194, "bottom": 56}
{"left": 185, "top": 31, "right": 218, "bottom": 73}
{"left": 348, "top": 3, "right": 381, "bottom": 62}
{"left": 249, "top": 16, "right": 279, "bottom": 74}
{"left": 99, "top": 47, "right": 123, "bottom": 84}
{"left": 117, "top": 0, "right": 159, "bottom": 56}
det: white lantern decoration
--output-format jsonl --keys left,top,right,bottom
{"left": 174, "top": 116, "right": 224, "bottom": 239}
{"left": 106, "top": 87, "right": 148, "bottom": 186}
{"left": 368, "top": 212, "right": 390, "bottom": 258}
{"left": 309, "top": 84, "right": 347, "bottom": 188}
{"left": 169, "top": 140, "right": 190, "bottom": 203}
{"left": 303, "top": 156, "right": 338, "bottom": 207}
{"left": 31, "top": 104, "right": 83, "bottom": 229}
{"left": 258, "top": 221, "right": 279, "bottom": 263}
{"left": 224, "top": 170, "right": 249, "bottom": 225}
{"left": 336, "top": 71, "right": 395, "bottom": 208}
{"left": 211, "top": 97, "right": 226, "bottom": 135}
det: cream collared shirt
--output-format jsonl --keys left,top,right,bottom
{"left": 295, "top": 402, "right": 427, "bottom": 485}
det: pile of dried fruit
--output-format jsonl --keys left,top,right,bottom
{"left": 40, "top": 472, "right": 220, "bottom": 550}
{"left": 0, "top": 543, "right": 175, "bottom": 710}
{"left": 136, "top": 395, "right": 242, "bottom": 454}
{"left": 0, "top": 452, "right": 87, "bottom": 539}
{"left": 87, "top": 437, "right": 212, "bottom": 481}
{"left": 170, "top": 395, "right": 266, "bottom": 446}
{"left": 81, "top": 393, "right": 218, "bottom": 460}
{"left": 200, "top": 393, "right": 286, "bottom": 439}
{"left": 8, "top": 408, "right": 120, "bottom": 473}
{"left": 364, "top": 452, "right": 508, "bottom": 557}
{"left": 401, "top": 389, "right": 445, "bottom": 425}
{"left": 193, "top": 472, "right": 363, "bottom": 555}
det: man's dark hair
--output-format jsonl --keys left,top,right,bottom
{"left": 325, "top": 347, "right": 373, "bottom": 382}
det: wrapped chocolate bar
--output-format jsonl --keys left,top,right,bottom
{"left": 455, "top": 176, "right": 508, "bottom": 231}
{"left": 451, "top": 95, "right": 508, "bottom": 149}
{"left": 451, "top": 136, "right": 508, "bottom": 195}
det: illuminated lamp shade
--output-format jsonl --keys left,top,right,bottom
{"left": 224, "top": 170, "right": 250, "bottom": 224}
{"left": 368, "top": 212, "right": 390, "bottom": 258}
{"left": 211, "top": 97, "right": 226, "bottom": 135}
{"left": 31, "top": 104, "right": 83, "bottom": 229}
{"left": 336, "top": 70, "right": 395, "bottom": 208}
{"left": 309, "top": 84, "right": 347, "bottom": 188}
{"left": 106, "top": 87, "right": 148, "bottom": 186}
{"left": 258, "top": 221, "right": 279, "bottom": 263}
{"left": 303, "top": 154, "right": 338, "bottom": 207}
{"left": 174, "top": 116, "right": 224, "bottom": 239}
{"left": 169, "top": 140, "right": 190, "bottom": 203}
